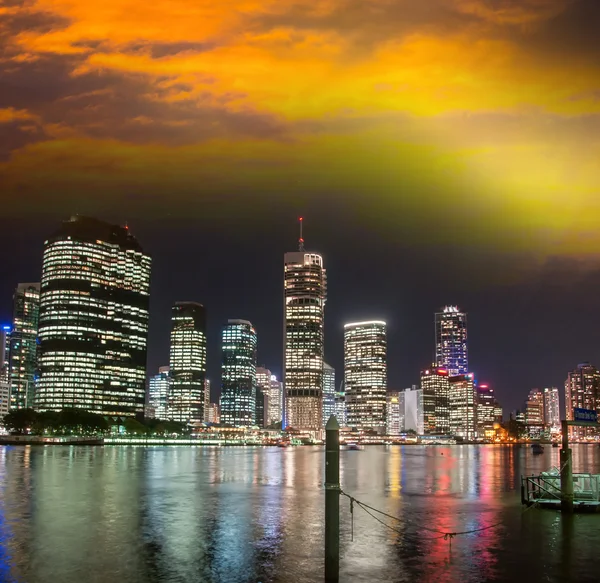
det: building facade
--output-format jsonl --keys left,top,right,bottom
{"left": 404, "top": 386, "right": 423, "bottom": 434}
{"left": 283, "top": 243, "right": 327, "bottom": 433}
{"left": 435, "top": 306, "right": 468, "bottom": 376}
{"left": 477, "top": 384, "right": 496, "bottom": 439}
{"left": 8, "top": 283, "right": 40, "bottom": 409}
{"left": 344, "top": 321, "right": 387, "bottom": 433}
{"left": 386, "top": 391, "right": 405, "bottom": 435}
{"left": 448, "top": 373, "right": 477, "bottom": 440}
{"left": 148, "top": 366, "right": 170, "bottom": 420}
{"left": 207, "top": 402, "right": 220, "bottom": 424}
{"left": 168, "top": 302, "right": 207, "bottom": 425}
{"left": 220, "top": 320, "right": 257, "bottom": 428}
{"left": 35, "top": 216, "right": 151, "bottom": 417}
{"left": 525, "top": 388, "right": 544, "bottom": 438}
{"left": 543, "top": 387, "right": 560, "bottom": 434}
{"left": 322, "top": 362, "right": 336, "bottom": 426}
{"left": 420, "top": 366, "right": 450, "bottom": 434}
{"left": 565, "top": 363, "right": 600, "bottom": 440}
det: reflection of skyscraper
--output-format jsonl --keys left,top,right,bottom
{"left": 420, "top": 366, "right": 449, "bottom": 434}
{"left": 543, "top": 387, "right": 560, "bottom": 434}
{"left": 283, "top": 222, "right": 327, "bottom": 433}
{"left": 220, "top": 320, "right": 257, "bottom": 427}
{"left": 344, "top": 321, "right": 387, "bottom": 433}
{"left": 435, "top": 306, "right": 468, "bottom": 376}
{"left": 36, "top": 216, "right": 151, "bottom": 416}
{"left": 8, "top": 283, "right": 40, "bottom": 409}
{"left": 148, "top": 366, "right": 170, "bottom": 420}
{"left": 168, "top": 302, "right": 207, "bottom": 424}
{"left": 322, "top": 362, "right": 336, "bottom": 426}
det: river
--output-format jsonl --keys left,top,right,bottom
{"left": 0, "top": 444, "right": 599, "bottom": 583}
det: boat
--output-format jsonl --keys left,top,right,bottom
{"left": 277, "top": 441, "right": 290, "bottom": 448}
{"left": 531, "top": 443, "right": 544, "bottom": 455}
{"left": 347, "top": 443, "right": 362, "bottom": 451}
{"left": 552, "top": 442, "right": 559, "bottom": 448}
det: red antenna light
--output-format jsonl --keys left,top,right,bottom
{"left": 298, "top": 217, "right": 304, "bottom": 251}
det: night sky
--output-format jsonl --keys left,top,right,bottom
{"left": 1, "top": 1, "right": 600, "bottom": 414}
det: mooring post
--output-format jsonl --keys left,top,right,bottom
{"left": 560, "top": 419, "right": 573, "bottom": 514}
{"left": 325, "top": 415, "right": 340, "bottom": 582}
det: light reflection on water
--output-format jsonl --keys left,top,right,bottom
{"left": 0, "top": 445, "right": 599, "bottom": 582}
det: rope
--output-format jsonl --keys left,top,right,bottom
{"left": 339, "top": 489, "right": 539, "bottom": 545}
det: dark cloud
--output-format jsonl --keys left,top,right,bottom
{"left": 147, "top": 41, "right": 217, "bottom": 59}
{"left": 0, "top": 119, "right": 46, "bottom": 161}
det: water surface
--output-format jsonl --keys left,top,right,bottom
{"left": 0, "top": 444, "right": 599, "bottom": 582}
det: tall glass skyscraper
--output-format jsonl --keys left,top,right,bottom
{"left": 435, "top": 306, "right": 468, "bottom": 376}
{"left": 448, "top": 373, "right": 477, "bottom": 440}
{"left": 420, "top": 366, "right": 450, "bottom": 434}
{"left": 8, "top": 283, "right": 40, "bottom": 409}
{"left": 543, "top": 387, "right": 560, "bottom": 434}
{"left": 148, "top": 366, "right": 170, "bottom": 420}
{"left": 168, "top": 302, "right": 207, "bottom": 425}
{"left": 344, "top": 321, "right": 387, "bottom": 433}
{"left": 36, "top": 216, "right": 151, "bottom": 416}
{"left": 220, "top": 319, "right": 257, "bottom": 427}
{"left": 565, "top": 363, "right": 600, "bottom": 440}
{"left": 322, "top": 362, "right": 336, "bottom": 427}
{"left": 283, "top": 228, "right": 327, "bottom": 434}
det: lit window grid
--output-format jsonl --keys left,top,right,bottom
{"left": 420, "top": 371, "right": 450, "bottom": 434}
{"left": 36, "top": 237, "right": 150, "bottom": 417}
{"left": 283, "top": 253, "right": 326, "bottom": 432}
{"left": 149, "top": 371, "right": 171, "bottom": 420}
{"left": 344, "top": 323, "right": 387, "bottom": 431}
{"left": 448, "top": 376, "right": 477, "bottom": 440}
{"left": 322, "top": 363, "right": 336, "bottom": 427}
{"left": 435, "top": 309, "right": 468, "bottom": 376}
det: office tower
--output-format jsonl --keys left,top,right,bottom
{"left": 344, "top": 321, "right": 387, "bottom": 433}
{"left": 448, "top": 373, "right": 477, "bottom": 440}
{"left": 494, "top": 401, "right": 503, "bottom": 424}
{"left": 204, "top": 379, "right": 211, "bottom": 423}
{"left": 148, "top": 366, "right": 170, "bottom": 420}
{"left": 1, "top": 325, "right": 11, "bottom": 380}
{"left": 334, "top": 383, "right": 347, "bottom": 427}
{"left": 565, "top": 363, "right": 600, "bottom": 440}
{"left": 404, "top": 386, "right": 423, "bottom": 434}
{"left": 0, "top": 377, "right": 9, "bottom": 418}
{"left": 254, "top": 368, "right": 268, "bottom": 428}
{"left": 420, "top": 366, "right": 450, "bottom": 434}
{"left": 168, "top": 302, "right": 207, "bottom": 425}
{"left": 8, "top": 283, "right": 40, "bottom": 409}
{"left": 284, "top": 219, "right": 327, "bottom": 433}
{"left": 435, "top": 306, "right": 468, "bottom": 376}
{"left": 220, "top": 320, "right": 257, "bottom": 428}
{"left": 268, "top": 376, "right": 283, "bottom": 426}
{"left": 322, "top": 362, "right": 336, "bottom": 426}
{"left": 207, "top": 403, "right": 220, "bottom": 424}
{"left": 526, "top": 388, "right": 544, "bottom": 438}
{"left": 543, "top": 387, "right": 560, "bottom": 434}
{"left": 477, "top": 383, "right": 496, "bottom": 439}
{"left": 386, "top": 391, "right": 405, "bottom": 435}
{"left": 36, "top": 216, "right": 151, "bottom": 416}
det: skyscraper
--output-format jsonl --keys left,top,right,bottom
{"left": 283, "top": 221, "right": 327, "bottom": 433}
{"left": 565, "top": 363, "right": 600, "bottom": 440}
{"left": 420, "top": 366, "right": 450, "bottom": 434}
{"left": 448, "top": 373, "right": 477, "bottom": 440}
{"left": 168, "top": 302, "right": 207, "bottom": 425}
{"left": 386, "top": 391, "right": 405, "bottom": 435}
{"left": 334, "top": 382, "right": 347, "bottom": 427}
{"left": 344, "top": 321, "right": 387, "bottom": 433}
{"left": 435, "top": 306, "right": 468, "bottom": 376}
{"left": 477, "top": 383, "right": 496, "bottom": 439}
{"left": 204, "top": 379, "right": 211, "bottom": 423}
{"left": 257, "top": 367, "right": 283, "bottom": 427}
{"left": 322, "top": 362, "right": 336, "bottom": 426}
{"left": 8, "top": 283, "right": 40, "bottom": 409}
{"left": 404, "top": 386, "right": 423, "bottom": 434}
{"left": 1, "top": 325, "right": 12, "bottom": 381}
{"left": 148, "top": 366, "right": 170, "bottom": 420}
{"left": 543, "top": 387, "right": 560, "bottom": 434}
{"left": 36, "top": 216, "right": 151, "bottom": 417}
{"left": 220, "top": 319, "right": 257, "bottom": 428}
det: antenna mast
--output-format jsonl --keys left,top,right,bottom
{"left": 298, "top": 217, "right": 304, "bottom": 251}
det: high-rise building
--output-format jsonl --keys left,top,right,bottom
{"left": 565, "top": 363, "right": 600, "bottom": 440}
{"left": 334, "top": 381, "right": 347, "bottom": 427}
{"left": 283, "top": 223, "right": 327, "bottom": 434}
{"left": 344, "top": 321, "right": 387, "bottom": 433}
{"left": 322, "top": 362, "right": 336, "bottom": 426}
{"left": 420, "top": 366, "right": 450, "bottom": 434}
{"left": 526, "top": 388, "right": 545, "bottom": 438}
{"left": 543, "top": 387, "right": 560, "bottom": 434}
{"left": 386, "top": 391, "right": 405, "bottom": 435}
{"left": 148, "top": 366, "right": 170, "bottom": 420}
{"left": 168, "top": 302, "right": 207, "bottom": 425}
{"left": 477, "top": 383, "right": 496, "bottom": 439}
{"left": 435, "top": 306, "right": 468, "bottom": 376}
{"left": 220, "top": 320, "right": 257, "bottom": 428}
{"left": 404, "top": 386, "right": 423, "bottom": 434}
{"left": 204, "top": 379, "right": 211, "bottom": 423}
{"left": 207, "top": 402, "right": 220, "bottom": 424}
{"left": 268, "top": 376, "right": 283, "bottom": 426}
{"left": 448, "top": 373, "right": 477, "bottom": 440}
{"left": 1, "top": 325, "right": 11, "bottom": 381}
{"left": 8, "top": 283, "right": 40, "bottom": 409}
{"left": 0, "top": 377, "right": 9, "bottom": 418}
{"left": 35, "top": 216, "right": 151, "bottom": 417}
